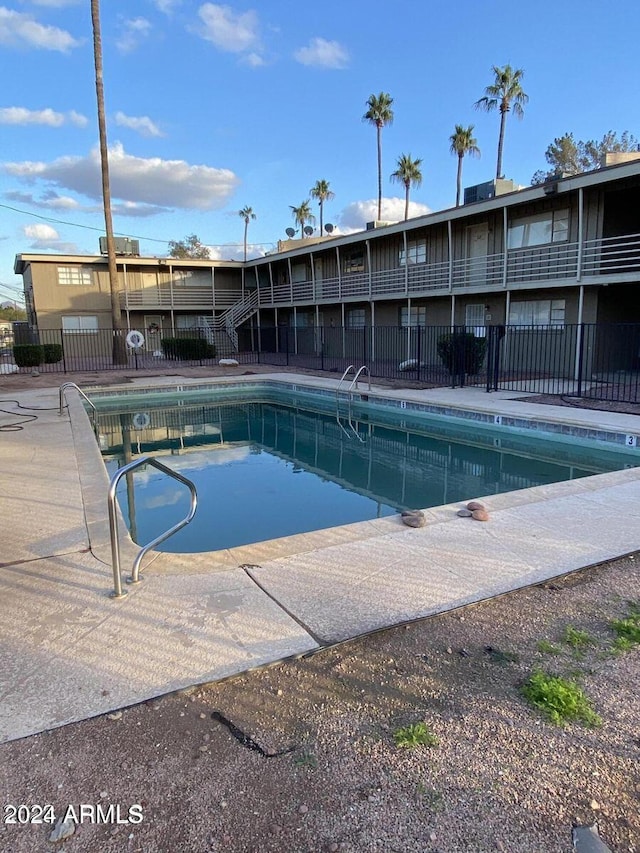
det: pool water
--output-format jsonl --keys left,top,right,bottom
{"left": 96, "top": 394, "right": 639, "bottom": 553}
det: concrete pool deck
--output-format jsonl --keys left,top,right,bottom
{"left": 1, "top": 371, "right": 639, "bottom": 743}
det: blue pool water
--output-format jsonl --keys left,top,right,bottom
{"left": 94, "top": 385, "right": 639, "bottom": 553}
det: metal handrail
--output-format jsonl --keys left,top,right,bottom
{"left": 107, "top": 456, "right": 197, "bottom": 598}
{"left": 348, "top": 365, "right": 371, "bottom": 396}
{"left": 59, "top": 382, "right": 97, "bottom": 418}
{"left": 335, "top": 364, "right": 356, "bottom": 403}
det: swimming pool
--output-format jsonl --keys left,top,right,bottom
{"left": 91, "top": 380, "right": 640, "bottom": 553}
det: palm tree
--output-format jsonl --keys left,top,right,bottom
{"left": 363, "top": 92, "right": 394, "bottom": 220}
{"left": 290, "top": 200, "right": 315, "bottom": 239}
{"left": 238, "top": 206, "right": 256, "bottom": 262}
{"left": 91, "top": 0, "right": 126, "bottom": 363}
{"left": 390, "top": 154, "right": 423, "bottom": 221}
{"left": 450, "top": 125, "right": 481, "bottom": 206}
{"left": 309, "top": 180, "right": 335, "bottom": 236}
{"left": 475, "top": 64, "right": 528, "bottom": 180}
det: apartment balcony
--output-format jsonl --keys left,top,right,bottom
{"left": 255, "top": 232, "right": 640, "bottom": 307}
{"left": 120, "top": 287, "right": 243, "bottom": 311}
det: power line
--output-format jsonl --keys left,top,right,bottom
{"left": 0, "top": 201, "right": 276, "bottom": 250}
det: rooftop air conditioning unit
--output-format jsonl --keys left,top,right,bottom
{"left": 463, "top": 179, "right": 520, "bottom": 205}
{"left": 366, "top": 220, "right": 392, "bottom": 230}
{"left": 99, "top": 236, "right": 140, "bottom": 256}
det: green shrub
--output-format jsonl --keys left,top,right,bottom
{"left": 437, "top": 331, "right": 487, "bottom": 375}
{"left": 521, "top": 671, "right": 601, "bottom": 727}
{"left": 43, "top": 343, "right": 63, "bottom": 364}
{"left": 13, "top": 343, "right": 43, "bottom": 367}
{"left": 161, "top": 337, "right": 216, "bottom": 361}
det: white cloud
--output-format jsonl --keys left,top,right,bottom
{"left": 116, "top": 16, "right": 152, "bottom": 53}
{"left": 28, "top": 0, "right": 81, "bottom": 7}
{"left": 0, "top": 106, "right": 88, "bottom": 127}
{"left": 24, "top": 223, "right": 59, "bottom": 241}
{"left": 115, "top": 111, "right": 163, "bottom": 138}
{"left": 4, "top": 142, "right": 240, "bottom": 210}
{"left": 198, "top": 3, "right": 262, "bottom": 62}
{"left": 69, "top": 110, "right": 88, "bottom": 127}
{"left": 338, "top": 198, "right": 431, "bottom": 232}
{"left": 243, "top": 51, "right": 265, "bottom": 68}
{"left": 208, "top": 243, "right": 265, "bottom": 261}
{"left": 151, "top": 0, "right": 181, "bottom": 13}
{"left": 0, "top": 7, "right": 80, "bottom": 51}
{"left": 6, "top": 188, "right": 168, "bottom": 217}
{"left": 293, "top": 37, "right": 349, "bottom": 69}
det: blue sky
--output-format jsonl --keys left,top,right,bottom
{"left": 1, "top": 0, "right": 639, "bottom": 304}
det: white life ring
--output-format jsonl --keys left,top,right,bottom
{"left": 132, "top": 412, "right": 151, "bottom": 430}
{"left": 126, "top": 330, "right": 145, "bottom": 348}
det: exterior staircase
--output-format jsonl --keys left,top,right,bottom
{"left": 205, "top": 289, "right": 259, "bottom": 355}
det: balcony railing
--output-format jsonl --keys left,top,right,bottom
{"left": 120, "top": 287, "right": 242, "bottom": 310}
{"left": 118, "top": 233, "right": 640, "bottom": 312}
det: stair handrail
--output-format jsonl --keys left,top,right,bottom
{"left": 108, "top": 456, "right": 197, "bottom": 598}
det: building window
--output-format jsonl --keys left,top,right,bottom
{"left": 57, "top": 267, "right": 94, "bottom": 286}
{"left": 343, "top": 252, "right": 365, "bottom": 274}
{"left": 507, "top": 210, "right": 569, "bottom": 249}
{"left": 508, "top": 299, "right": 566, "bottom": 328}
{"left": 399, "top": 239, "right": 427, "bottom": 266}
{"left": 61, "top": 315, "right": 99, "bottom": 333}
{"left": 399, "top": 306, "right": 426, "bottom": 327}
{"left": 346, "top": 308, "right": 366, "bottom": 328}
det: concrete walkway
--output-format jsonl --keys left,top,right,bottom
{"left": 1, "top": 374, "right": 639, "bottom": 743}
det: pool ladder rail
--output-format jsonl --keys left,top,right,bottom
{"left": 336, "top": 365, "right": 370, "bottom": 442}
{"left": 108, "top": 456, "right": 198, "bottom": 598}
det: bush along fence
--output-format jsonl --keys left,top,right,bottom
{"left": 2, "top": 323, "right": 639, "bottom": 403}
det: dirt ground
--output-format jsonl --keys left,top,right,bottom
{"left": 1, "top": 367, "right": 639, "bottom": 853}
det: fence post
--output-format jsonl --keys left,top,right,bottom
{"left": 285, "top": 326, "right": 289, "bottom": 366}
{"left": 576, "top": 323, "right": 585, "bottom": 398}
{"left": 320, "top": 329, "right": 324, "bottom": 371}
{"left": 416, "top": 326, "right": 422, "bottom": 382}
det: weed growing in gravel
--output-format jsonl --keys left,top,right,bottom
{"left": 415, "top": 783, "right": 443, "bottom": 810}
{"left": 294, "top": 751, "right": 318, "bottom": 770}
{"left": 393, "top": 722, "right": 439, "bottom": 749}
{"left": 610, "top": 605, "right": 640, "bottom": 653}
{"left": 537, "top": 640, "right": 560, "bottom": 655}
{"left": 562, "top": 625, "right": 594, "bottom": 650}
{"left": 521, "top": 671, "right": 602, "bottom": 727}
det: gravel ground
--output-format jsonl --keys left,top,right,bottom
{"left": 1, "top": 367, "right": 638, "bottom": 853}
{"left": 1, "top": 557, "right": 638, "bottom": 853}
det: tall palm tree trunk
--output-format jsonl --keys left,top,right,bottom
{"left": 377, "top": 124, "right": 383, "bottom": 220}
{"left": 456, "top": 155, "right": 463, "bottom": 206}
{"left": 243, "top": 220, "right": 248, "bottom": 262}
{"left": 496, "top": 108, "right": 507, "bottom": 179}
{"left": 318, "top": 201, "right": 324, "bottom": 236}
{"left": 404, "top": 183, "right": 410, "bottom": 220}
{"left": 91, "top": 0, "right": 126, "bottom": 364}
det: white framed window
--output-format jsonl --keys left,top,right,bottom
{"left": 61, "top": 315, "right": 99, "bottom": 333}
{"left": 343, "top": 252, "right": 364, "bottom": 274}
{"left": 57, "top": 267, "right": 94, "bottom": 286}
{"left": 399, "top": 239, "right": 427, "bottom": 266}
{"left": 508, "top": 299, "right": 566, "bottom": 328}
{"left": 346, "top": 308, "right": 366, "bottom": 328}
{"left": 507, "top": 209, "right": 569, "bottom": 249}
{"left": 399, "top": 306, "right": 426, "bottom": 327}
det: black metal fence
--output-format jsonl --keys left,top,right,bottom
{"left": 3, "top": 323, "right": 639, "bottom": 403}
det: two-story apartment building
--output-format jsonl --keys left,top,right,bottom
{"left": 14, "top": 160, "right": 640, "bottom": 369}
